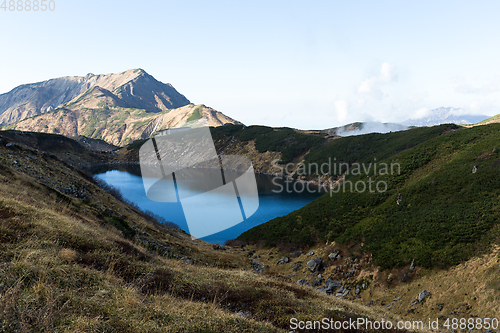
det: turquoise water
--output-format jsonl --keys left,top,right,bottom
{"left": 93, "top": 166, "right": 325, "bottom": 244}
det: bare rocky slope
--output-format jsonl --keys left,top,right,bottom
{"left": 0, "top": 69, "right": 190, "bottom": 126}
{"left": 8, "top": 103, "right": 240, "bottom": 146}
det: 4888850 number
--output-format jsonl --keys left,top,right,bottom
{"left": 443, "top": 317, "right": 499, "bottom": 331}
{"left": 1, "top": 0, "right": 55, "bottom": 11}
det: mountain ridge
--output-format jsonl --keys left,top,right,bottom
{"left": 0, "top": 68, "right": 190, "bottom": 126}
{"left": 7, "top": 103, "right": 241, "bottom": 146}
{"left": 403, "top": 106, "right": 489, "bottom": 127}
{"left": 1, "top": 69, "right": 241, "bottom": 146}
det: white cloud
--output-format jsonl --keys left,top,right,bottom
{"left": 454, "top": 76, "right": 500, "bottom": 95}
{"left": 357, "top": 62, "right": 397, "bottom": 96}
{"left": 379, "top": 62, "right": 395, "bottom": 82}
{"left": 411, "top": 108, "right": 430, "bottom": 119}
{"left": 334, "top": 99, "right": 349, "bottom": 123}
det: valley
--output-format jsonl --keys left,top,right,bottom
{"left": 1, "top": 70, "right": 500, "bottom": 332}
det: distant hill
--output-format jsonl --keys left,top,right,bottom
{"left": 476, "top": 113, "right": 500, "bottom": 125}
{"left": 323, "top": 122, "right": 408, "bottom": 137}
{"left": 1, "top": 69, "right": 241, "bottom": 146}
{"left": 404, "top": 107, "right": 489, "bottom": 127}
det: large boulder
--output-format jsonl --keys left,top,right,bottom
{"left": 323, "top": 278, "right": 342, "bottom": 294}
{"left": 307, "top": 257, "right": 323, "bottom": 272}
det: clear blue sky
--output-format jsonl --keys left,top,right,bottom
{"left": 1, "top": 0, "right": 499, "bottom": 128}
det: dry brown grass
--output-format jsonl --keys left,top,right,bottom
{"left": 59, "top": 248, "right": 79, "bottom": 263}
{"left": 250, "top": 240, "right": 500, "bottom": 326}
{"left": 0, "top": 156, "right": 413, "bottom": 332}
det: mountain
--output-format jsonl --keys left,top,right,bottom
{"left": 1, "top": 69, "right": 241, "bottom": 146}
{"left": 404, "top": 107, "right": 489, "bottom": 127}
{"left": 0, "top": 69, "right": 190, "bottom": 126}
{"left": 7, "top": 103, "right": 240, "bottom": 146}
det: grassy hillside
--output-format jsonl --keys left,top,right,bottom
{"left": 118, "top": 124, "right": 328, "bottom": 171}
{"left": 476, "top": 113, "right": 500, "bottom": 125}
{"left": 211, "top": 125, "right": 327, "bottom": 163}
{"left": 0, "top": 131, "right": 406, "bottom": 332}
{"left": 303, "top": 124, "right": 459, "bottom": 176}
{"left": 239, "top": 124, "right": 500, "bottom": 269}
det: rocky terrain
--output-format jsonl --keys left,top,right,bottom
{"left": 8, "top": 103, "right": 240, "bottom": 146}
{"left": 239, "top": 241, "right": 500, "bottom": 326}
{"left": 1, "top": 69, "right": 241, "bottom": 146}
{"left": 0, "top": 69, "right": 190, "bottom": 126}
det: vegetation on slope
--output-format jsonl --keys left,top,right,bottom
{"left": 211, "top": 125, "right": 326, "bottom": 163}
{"left": 0, "top": 131, "right": 405, "bottom": 332}
{"left": 239, "top": 124, "right": 500, "bottom": 269}
{"left": 476, "top": 113, "right": 500, "bottom": 125}
{"left": 6, "top": 104, "right": 240, "bottom": 147}
{"left": 303, "top": 124, "right": 459, "bottom": 176}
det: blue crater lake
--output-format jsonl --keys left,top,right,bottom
{"left": 91, "top": 165, "right": 325, "bottom": 244}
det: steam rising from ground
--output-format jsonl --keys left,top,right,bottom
{"left": 336, "top": 122, "right": 408, "bottom": 137}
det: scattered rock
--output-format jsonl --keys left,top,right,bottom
{"left": 213, "top": 244, "right": 226, "bottom": 250}
{"left": 290, "top": 250, "right": 303, "bottom": 258}
{"left": 355, "top": 286, "right": 361, "bottom": 296}
{"left": 393, "top": 296, "right": 402, "bottom": 301}
{"left": 417, "top": 289, "right": 431, "bottom": 302}
{"left": 307, "top": 257, "right": 323, "bottom": 272}
{"left": 310, "top": 280, "right": 321, "bottom": 287}
{"left": 277, "top": 256, "right": 289, "bottom": 264}
{"left": 362, "top": 283, "right": 367, "bottom": 290}
{"left": 328, "top": 252, "right": 341, "bottom": 261}
{"left": 6, "top": 142, "right": 14, "bottom": 148}
{"left": 297, "top": 279, "right": 307, "bottom": 286}
{"left": 306, "top": 251, "right": 315, "bottom": 257}
{"left": 317, "top": 287, "right": 328, "bottom": 295}
{"left": 292, "top": 263, "right": 302, "bottom": 271}
{"left": 409, "top": 259, "right": 416, "bottom": 272}
{"left": 321, "top": 278, "right": 342, "bottom": 295}
{"left": 438, "top": 304, "right": 443, "bottom": 311}
{"left": 325, "top": 277, "right": 342, "bottom": 288}
{"left": 251, "top": 258, "right": 264, "bottom": 274}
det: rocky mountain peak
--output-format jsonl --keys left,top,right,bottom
{"left": 0, "top": 69, "right": 190, "bottom": 126}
